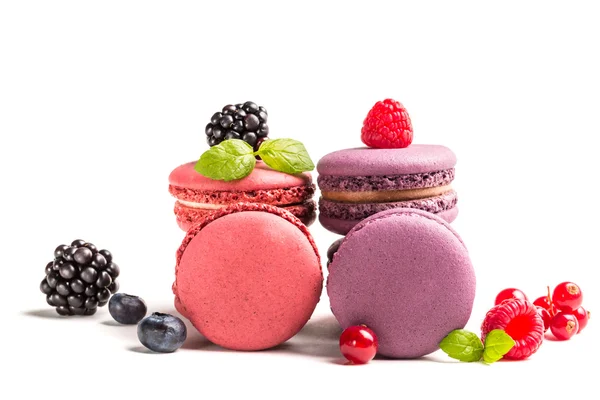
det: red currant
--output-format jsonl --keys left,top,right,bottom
{"left": 536, "top": 306, "right": 551, "bottom": 332}
{"left": 533, "top": 286, "right": 558, "bottom": 316}
{"left": 552, "top": 282, "right": 583, "bottom": 312}
{"left": 572, "top": 306, "right": 590, "bottom": 333}
{"left": 339, "top": 325, "right": 378, "bottom": 364}
{"left": 550, "top": 312, "right": 579, "bottom": 340}
{"left": 495, "top": 288, "right": 528, "bottom": 306}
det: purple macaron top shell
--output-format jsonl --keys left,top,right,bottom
{"left": 327, "top": 208, "right": 475, "bottom": 359}
{"left": 316, "top": 145, "right": 457, "bottom": 177}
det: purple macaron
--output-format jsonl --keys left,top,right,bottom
{"left": 327, "top": 208, "right": 476, "bottom": 359}
{"left": 317, "top": 144, "right": 458, "bottom": 235}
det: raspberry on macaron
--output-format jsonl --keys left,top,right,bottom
{"left": 361, "top": 99, "right": 413, "bottom": 149}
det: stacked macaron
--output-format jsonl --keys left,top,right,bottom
{"left": 168, "top": 101, "right": 317, "bottom": 232}
{"left": 169, "top": 161, "right": 316, "bottom": 231}
{"left": 317, "top": 99, "right": 458, "bottom": 235}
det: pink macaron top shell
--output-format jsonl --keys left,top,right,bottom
{"left": 317, "top": 144, "right": 456, "bottom": 176}
{"left": 174, "top": 203, "right": 323, "bottom": 351}
{"left": 169, "top": 161, "right": 313, "bottom": 191}
{"left": 327, "top": 208, "right": 475, "bottom": 359}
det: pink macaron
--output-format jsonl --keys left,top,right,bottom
{"left": 173, "top": 203, "right": 323, "bottom": 351}
{"left": 169, "top": 161, "right": 316, "bottom": 231}
{"left": 327, "top": 208, "right": 476, "bottom": 359}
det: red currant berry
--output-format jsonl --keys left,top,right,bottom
{"left": 536, "top": 306, "right": 551, "bottom": 332}
{"left": 572, "top": 306, "right": 590, "bottom": 333}
{"left": 552, "top": 282, "right": 583, "bottom": 312}
{"left": 533, "top": 295, "right": 557, "bottom": 316}
{"left": 495, "top": 288, "right": 528, "bottom": 305}
{"left": 339, "top": 325, "right": 378, "bottom": 364}
{"left": 550, "top": 312, "right": 579, "bottom": 340}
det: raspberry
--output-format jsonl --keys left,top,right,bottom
{"left": 481, "top": 299, "right": 544, "bottom": 360}
{"left": 361, "top": 99, "right": 413, "bottom": 149}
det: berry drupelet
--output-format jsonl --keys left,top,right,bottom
{"left": 205, "top": 101, "right": 269, "bottom": 151}
{"left": 40, "top": 240, "right": 120, "bottom": 316}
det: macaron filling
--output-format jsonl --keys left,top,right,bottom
{"left": 321, "top": 184, "right": 452, "bottom": 203}
{"left": 169, "top": 184, "right": 315, "bottom": 207}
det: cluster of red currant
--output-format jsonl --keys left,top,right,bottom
{"left": 495, "top": 281, "right": 590, "bottom": 341}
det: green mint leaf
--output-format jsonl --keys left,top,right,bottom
{"left": 256, "top": 138, "right": 315, "bottom": 174}
{"left": 195, "top": 139, "right": 256, "bottom": 181}
{"left": 483, "top": 329, "right": 515, "bottom": 364}
{"left": 439, "top": 329, "right": 484, "bottom": 362}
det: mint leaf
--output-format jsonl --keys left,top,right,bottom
{"left": 439, "top": 329, "right": 484, "bottom": 362}
{"left": 483, "top": 329, "right": 515, "bottom": 364}
{"left": 256, "top": 138, "right": 315, "bottom": 174}
{"left": 195, "top": 140, "right": 256, "bottom": 181}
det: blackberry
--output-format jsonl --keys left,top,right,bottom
{"left": 40, "top": 240, "right": 120, "bottom": 316}
{"left": 205, "top": 101, "right": 269, "bottom": 151}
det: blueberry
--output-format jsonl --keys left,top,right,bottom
{"left": 137, "top": 312, "right": 187, "bottom": 353}
{"left": 109, "top": 293, "right": 147, "bottom": 325}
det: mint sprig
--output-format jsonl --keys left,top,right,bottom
{"left": 256, "top": 139, "right": 315, "bottom": 174}
{"left": 195, "top": 140, "right": 256, "bottom": 181}
{"left": 439, "top": 329, "right": 484, "bottom": 362}
{"left": 440, "top": 328, "right": 515, "bottom": 364}
{"left": 483, "top": 329, "right": 515, "bottom": 364}
{"left": 195, "top": 138, "right": 315, "bottom": 181}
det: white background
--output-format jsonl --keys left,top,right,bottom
{"left": 2, "top": 1, "right": 599, "bottom": 399}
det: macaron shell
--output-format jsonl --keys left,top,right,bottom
{"left": 169, "top": 161, "right": 312, "bottom": 191}
{"left": 327, "top": 208, "right": 475, "bottom": 358}
{"left": 316, "top": 145, "right": 456, "bottom": 176}
{"left": 174, "top": 204, "right": 323, "bottom": 351}
{"left": 319, "top": 206, "right": 458, "bottom": 236}
{"left": 174, "top": 200, "right": 316, "bottom": 231}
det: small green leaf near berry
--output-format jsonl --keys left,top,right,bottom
{"left": 482, "top": 329, "right": 515, "bottom": 364}
{"left": 439, "top": 329, "right": 484, "bottom": 362}
{"left": 256, "top": 138, "right": 315, "bottom": 174}
{"left": 195, "top": 139, "right": 256, "bottom": 181}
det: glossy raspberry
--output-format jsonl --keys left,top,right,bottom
{"left": 339, "top": 325, "right": 378, "bottom": 364}
{"left": 550, "top": 313, "right": 579, "bottom": 340}
{"left": 552, "top": 282, "right": 583, "bottom": 312}
{"left": 481, "top": 299, "right": 544, "bottom": 360}
{"left": 494, "top": 288, "right": 528, "bottom": 305}
{"left": 572, "top": 306, "right": 590, "bottom": 333}
{"left": 361, "top": 99, "right": 413, "bottom": 149}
